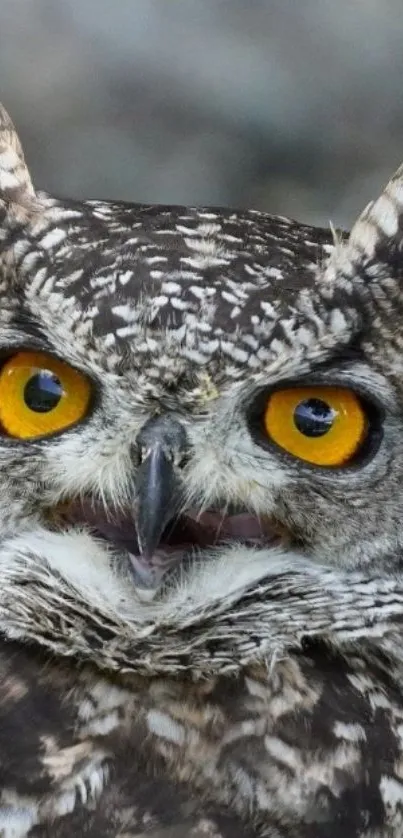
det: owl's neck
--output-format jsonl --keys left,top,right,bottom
{"left": 0, "top": 531, "right": 402, "bottom": 680}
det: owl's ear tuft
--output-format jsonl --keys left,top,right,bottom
{"left": 325, "top": 163, "right": 403, "bottom": 288}
{"left": 348, "top": 163, "right": 403, "bottom": 264}
{"left": 321, "top": 164, "right": 403, "bottom": 366}
{"left": 0, "top": 103, "right": 36, "bottom": 212}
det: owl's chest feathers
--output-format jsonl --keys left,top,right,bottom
{"left": 0, "top": 633, "right": 342, "bottom": 827}
{"left": 3, "top": 634, "right": 403, "bottom": 836}
{"left": 0, "top": 633, "right": 287, "bottom": 830}
{"left": 2, "top": 552, "right": 403, "bottom": 833}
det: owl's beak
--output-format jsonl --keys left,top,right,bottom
{"left": 134, "top": 416, "right": 187, "bottom": 587}
{"left": 136, "top": 445, "right": 181, "bottom": 562}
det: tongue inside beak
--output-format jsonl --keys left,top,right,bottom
{"left": 129, "top": 510, "right": 273, "bottom": 589}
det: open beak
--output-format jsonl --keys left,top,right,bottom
{"left": 133, "top": 442, "right": 183, "bottom": 586}
{"left": 130, "top": 415, "right": 188, "bottom": 589}
{"left": 51, "top": 415, "right": 282, "bottom": 595}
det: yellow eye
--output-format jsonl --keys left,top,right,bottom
{"left": 263, "top": 386, "right": 368, "bottom": 467}
{"left": 0, "top": 351, "right": 92, "bottom": 439}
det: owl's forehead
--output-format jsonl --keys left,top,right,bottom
{"left": 23, "top": 198, "right": 334, "bottom": 318}
{"left": 15, "top": 197, "right": 351, "bottom": 390}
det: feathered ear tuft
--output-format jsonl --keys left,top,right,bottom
{"left": 0, "top": 103, "right": 36, "bottom": 211}
{"left": 320, "top": 163, "right": 403, "bottom": 370}
{"left": 324, "top": 163, "right": 403, "bottom": 287}
{"left": 347, "top": 163, "right": 403, "bottom": 265}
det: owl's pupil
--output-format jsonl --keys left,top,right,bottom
{"left": 293, "top": 398, "right": 335, "bottom": 438}
{"left": 24, "top": 372, "right": 63, "bottom": 413}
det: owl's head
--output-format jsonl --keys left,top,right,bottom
{"left": 0, "top": 102, "right": 403, "bottom": 634}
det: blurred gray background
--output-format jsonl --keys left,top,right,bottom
{"left": 1, "top": 0, "right": 403, "bottom": 228}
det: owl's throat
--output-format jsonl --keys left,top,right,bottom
{"left": 56, "top": 498, "right": 279, "bottom": 591}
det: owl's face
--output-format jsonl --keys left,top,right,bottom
{"left": 1, "top": 105, "right": 403, "bottom": 607}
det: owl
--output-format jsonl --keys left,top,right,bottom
{"left": 1, "top": 100, "right": 403, "bottom": 838}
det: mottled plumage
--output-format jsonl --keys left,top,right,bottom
{"left": 1, "top": 102, "right": 403, "bottom": 837}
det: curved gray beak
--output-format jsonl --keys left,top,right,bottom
{"left": 134, "top": 415, "right": 188, "bottom": 583}
{"left": 136, "top": 442, "right": 182, "bottom": 562}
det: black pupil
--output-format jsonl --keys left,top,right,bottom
{"left": 24, "top": 372, "right": 63, "bottom": 413}
{"left": 293, "top": 398, "right": 336, "bottom": 438}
